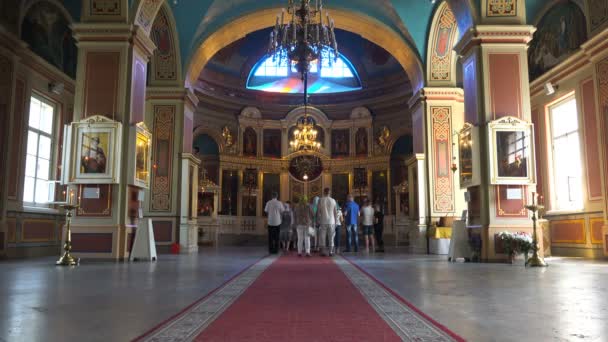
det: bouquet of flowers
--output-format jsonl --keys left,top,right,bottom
{"left": 497, "top": 231, "right": 533, "bottom": 258}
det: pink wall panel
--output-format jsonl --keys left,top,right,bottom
{"left": 22, "top": 220, "right": 56, "bottom": 242}
{"left": 495, "top": 185, "right": 528, "bottom": 218}
{"left": 551, "top": 220, "right": 586, "bottom": 244}
{"left": 83, "top": 52, "right": 120, "bottom": 118}
{"left": 581, "top": 79, "right": 602, "bottom": 200}
{"left": 72, "top": 233, "right": 113, "bottom": 253}
{"left": 590, "top": 219, "right": 603, "bottom": 244}
{"left": 488, "top": 54, "right": 523, "bottom": 119}
{"left": 152, "top": 221, "right": 173, "bottom": 242}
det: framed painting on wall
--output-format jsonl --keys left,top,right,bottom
{"left": 488, "top": 116, "right": 536, "bottom": 185}
{"left": 129, "top": 122, "right": 152, "bottom": 188}
{"left": 331, "top": 129, "right": 350, "bottom": 158}
{"left": 65, "top": 115, "right": 122, "bottom": 184}
{"left": 458, "top": 123, "right": 481, "bottom": 188}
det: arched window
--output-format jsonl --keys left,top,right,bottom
{"left": 247, "top": 49, "right": 361, "bottom": 94}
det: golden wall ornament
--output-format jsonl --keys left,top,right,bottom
{"left": 376, "top": 126, "right": 390, "bottom": 147}
{"left": 222, "top": 125, "right": 234, "bottom": 147}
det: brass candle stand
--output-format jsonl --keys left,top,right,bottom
{"left": 524, "top": 199, "right": 547, "bottom": 268}
{"left": 56, "top": 203, "right": 80, "bottom": 266}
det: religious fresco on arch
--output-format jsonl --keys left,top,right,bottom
{"left": 21, "top": 1, "right": 78, "bottom": 78}
{"left": 528, "top": 1, "right": 587, "bottom": 81}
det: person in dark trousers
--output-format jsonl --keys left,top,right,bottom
{"left": 343, "top": 194, "right": 360, "bottom": 252}
{"left": 264, "top": 192, "right": 284, "bottom": 254}
{"left": 374, "top": 203, "right": 385, "bottom": 252}
{"left": 334, "top": 205, "right": 344, "bottom": 254}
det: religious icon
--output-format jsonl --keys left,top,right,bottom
{"left": 81, "top": 133, "right": 108, "bottom": 174}
{"left": 263, "top": 129, "right": 282, "bottom": 158}
{"left": 488, "top": 117, "right": 535, "bottom": 185}
{"left": 135, "top": 133, "right": 149, "bottom": 182}
{"left": 243, "top": 127, "right": 257, "bottom": 156}
{"left": 243, "top": 168, "right": 258, "bottom": 188}
{"left": 354, "top": 168, "right": 367, "bottom": 188}
{"left": 68, "top": 115, "right": 122, "bottom": 184}
{"left": 355, "top": 128, "right": 368, "bottom": 156}
{"left": 331, "top": 129, "right": 350, "bottom": 157}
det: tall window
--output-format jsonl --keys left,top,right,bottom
{"left": 23, "top": 96, "right": 55, "bottom": 204}
{"left": 549, "top": 96, "right": 583, "bottom": 210}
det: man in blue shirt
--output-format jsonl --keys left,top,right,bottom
{"left": 343, "top": 194, "right": 360, "bottom": 252}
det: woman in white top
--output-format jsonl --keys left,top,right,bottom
{"left": 361, "top": 199, "right": 375, "bottom": 253}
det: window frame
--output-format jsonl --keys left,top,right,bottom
{"left": 22, "top": 93, "right": 58, "bottom": 208}
{"left": 547, "top": 94, "right": 585, "bottom": 213}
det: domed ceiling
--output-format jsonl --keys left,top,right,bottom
{"left": 194, "top": 28, "right": 412, "bottom": 120}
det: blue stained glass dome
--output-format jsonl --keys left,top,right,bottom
{"left": 247, "top": 49, "right": 362, "bottom": 94}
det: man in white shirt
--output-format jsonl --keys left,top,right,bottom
{"left": 316, "top": 188, "right": 338, "bottom": 256}
{"left": 264, "top": 192, "right": 284, "bottom": 254}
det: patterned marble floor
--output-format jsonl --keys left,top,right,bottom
{"left": 1, "top": 247, "right": 607, "bottom": 342}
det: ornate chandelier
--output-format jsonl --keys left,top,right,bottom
{"left": 269, "top": 0, "right": 339, "bottom": 80}
{"left": 271, "top": 0, "right": 339, "bottom": 153}
{"left": 289, "top": 114, "right": 321, "bottom": 151}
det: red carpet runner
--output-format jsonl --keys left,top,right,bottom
{"left": 196, "top": 255, "right": 401, "bottom": 341}
{"left": 135, "top": 255, "right": 463, "bottom": 341}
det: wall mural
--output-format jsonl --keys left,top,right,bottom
{"left": 150, "top": 7, "right": 178, "bottom": 82}
{"left": 429, "top": 3, "right": 457, "bottom": 82}
{"left": 331, "top": 129, "right": 350, "bottom": 158}
{"left": 528, "top": 1, "right": 587, "bottom": 81}
{"left": 21, "top": 1, "right": 78, "bottom": 78}
{"left": 355, "top": 127, "right": 368, "bottom": 156}
{"left": 243, "top": 127, "right": 257, "bottom": 157}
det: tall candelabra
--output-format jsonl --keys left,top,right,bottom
{"left": 56, "top": 203, "right": 80, "bottom": 266}
{"left": 524, "top": 193, "right": 547, "bottom": 267}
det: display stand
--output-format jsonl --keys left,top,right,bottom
{"left": 448, "top": 220, "right": 472, "bottom": 262}
{"left": 130, "top": 218, "right": 157, "bottom": 261}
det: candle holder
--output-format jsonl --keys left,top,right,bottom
{"left": 56, "top": 203, "right": 80, "bottom": 266}
{"left": 524, "top": 201, "right": 547, "bottom": 268}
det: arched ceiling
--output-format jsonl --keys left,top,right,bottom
{"left": 61, "top": 0, "right": 573, "bottom": 80}
{"left": 195, "top": 28, "right": 411, "bottom": 120}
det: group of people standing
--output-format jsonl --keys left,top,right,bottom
{"left": 264, "top": 189, "right": 385, "bottom": 257}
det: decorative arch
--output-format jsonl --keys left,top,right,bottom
{"left": 130, "top": 0, "right": 164, "bottom": 35}
{"left": 185, "top": 8, "right": 425, "bottom": 93}
{"left": 284, "top": 106, "right": 331, "bottom": 127}
{"left": 427, "top": 2, "right": 459, "bottom": 86}
{"left": 148, "top": 3, "right": 182, "bottom": 85}
{"left": 192, "top": 125, "right": 226, "bottom": 153}
{"left": 445, "top": 0, "right": 478, "bottom": 37}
